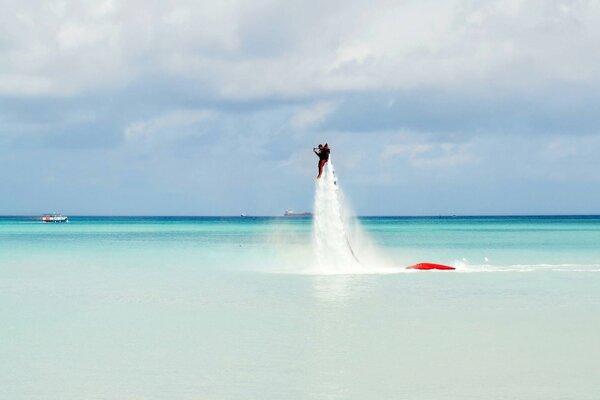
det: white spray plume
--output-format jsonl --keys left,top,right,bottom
{"left": 311, "top": 160, "right": 397, "bottom": 274}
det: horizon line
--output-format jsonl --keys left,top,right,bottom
{"left": 2, "top": 214, "right": 600, "bottom": 218}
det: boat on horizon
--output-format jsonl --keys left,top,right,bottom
{"left": 41, "top": 214, "right": 68, "bottom": 223}
{"left": 284, "top": 209, "right": 312, "bottom": 218}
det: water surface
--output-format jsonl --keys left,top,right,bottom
{"left": 1, "top": 216, "right": 599, "bottom": 399}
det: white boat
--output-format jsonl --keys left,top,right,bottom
{"left": 41, "top": 214, "right": 68, "bottom": 223}
{"left": 284, "top": 209, "right": 312, "bottom": 217}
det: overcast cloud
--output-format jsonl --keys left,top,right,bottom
{"left": 1, "top": 0, "right": 600, "bottom": 215}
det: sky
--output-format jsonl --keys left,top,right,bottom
{"left": 2, "top": 0, "right": 600, "bottom": 215}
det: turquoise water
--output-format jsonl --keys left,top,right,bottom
{"left": 2, "top": 216, "right": 600, "bottom": 399}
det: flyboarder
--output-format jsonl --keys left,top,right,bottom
{"left": 313, "top": 143, "right": 330, "bottom": 179}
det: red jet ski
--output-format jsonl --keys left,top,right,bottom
{"left": 406, "top": 263, "right": 455, "bottom": 271}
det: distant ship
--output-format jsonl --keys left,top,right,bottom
{"left": 284, "top": 209, "right": 312, "bottom": 218}
{"left": 41, "top": 214, "right": 68, "bottom": 223}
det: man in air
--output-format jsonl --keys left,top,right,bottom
{"left": 313, "top": 143, "right": 330, "bottom": 179}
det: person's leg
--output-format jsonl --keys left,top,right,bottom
{"left": 317, "top": 159, "right": 326, "bottom": 178}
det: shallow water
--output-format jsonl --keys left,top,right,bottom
{"left": 1, "top": 216, "right": 600, "bottom": 399}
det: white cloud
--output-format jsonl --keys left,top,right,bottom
{"left": 125, "top": 109, "right": 214, "bottom": 142}
{"left": 57, "top": 23, "right": 106, "bottom": 51}
{"left": 290, "top": 101, "right": 336, "bottom": 129}
{"left": 0, "top": 74, "right": 58, "bottom": 96}
{"left": 382, "top": 137, "right": 477, "bottom": 168}
{"left": 91, "top": 0, "right": 118, "bottom": 17}
{"left": 2, "top": 0, "right": 600, "bottom": 98}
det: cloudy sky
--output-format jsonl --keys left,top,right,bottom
{"left": 2, "top": 0, "right": 600, "bottom": 215}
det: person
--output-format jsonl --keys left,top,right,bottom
{"left": 313, "top": 143, "right": 330, "bottom": 179}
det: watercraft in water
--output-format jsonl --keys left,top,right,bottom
{"left": 406, "top": 263, "right": 455, "bottom": 271}
{"left": 284, "top": 209, "right": 312, "bottom": 217}
{"left": 41, "top": 214, "right": 68, "bottom": 223}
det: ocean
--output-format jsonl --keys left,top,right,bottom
{"left": 1, "top": 214, "right": 599, "bottom": 399}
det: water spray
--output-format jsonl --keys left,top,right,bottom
{"left": 312, "top": 158, "right": 363, "bottom": 272}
